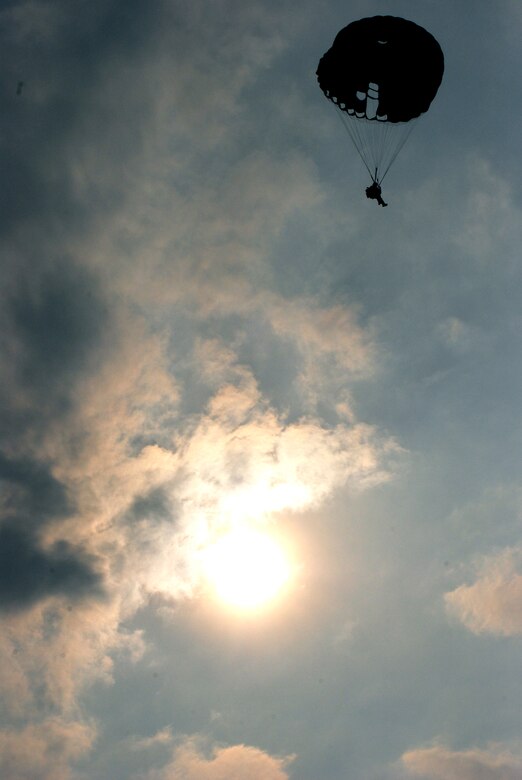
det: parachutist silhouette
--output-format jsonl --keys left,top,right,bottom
{"left": 16, "top": 81, "right": 24, "bottom": 96}
{"left": 317, "top": 16, "right": 444, "bottom": 198}
{"left": 365, "top": 182, "right": 387, "bottom": 207}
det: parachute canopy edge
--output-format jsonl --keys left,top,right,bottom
{"left": 316, "top": 15, "right": 444, "bottom": 124}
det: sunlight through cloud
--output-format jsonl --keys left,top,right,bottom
{"left": 202, "top": 528, "right": 291, "bottom": 611}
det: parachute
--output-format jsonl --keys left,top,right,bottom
{"left": 317, "top": 16, "right": 444, "bottom": 187}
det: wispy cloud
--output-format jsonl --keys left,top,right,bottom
{"left": 0, "top": 717, "right": 96, "bottom": 780}
{"left": 445, "top": 549, "right": 522, "bottom": 636}
{"left": 402, "top": 742, "right": 522, "bottom": 780}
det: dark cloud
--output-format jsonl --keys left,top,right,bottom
{"left": 0, "top": 451, "right": 72, "bottom": 523}
{"left": 126, "top": 487, "right": 172, "bottom": 524}
{"left": 0, "top": 261, "right": 109, "bottom": 452}
{"left": 0, "top": 451, "right": 102, "bottom": 612}
{"left": 8, "top": 263, "right": 107, "bottom": 391}
{"left": 0, "top": 0, "right": 174, "bottom": 622}
{"left": 0, "top": 0, "right": 168, "bottom": 238}
{"left": 0, "top": 525, "right": 103, "bottom": 612}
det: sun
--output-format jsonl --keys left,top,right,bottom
{"left": 203, "top": 528, "right": 291, "bottom": 611}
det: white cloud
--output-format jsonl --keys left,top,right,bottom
{"left": 148, "top": 737, "right": 294, "bottom": 780}
{"left": 402, "top": 743, "right": 522, "bottom": 780}
{"left": 266, "top": 295, "right": 376, "bottom": 376}
{"left": 1, "top": 598, "right": 145, "bottom": 716}
{"left": 171, "top": 356, "right": 392, "bottom": 535}
{"left": 445, "top": 549, "right": 522, "bottom": 636}
{"left": 130, "top": 727, "right": 174, "bottom": 752}
{"left": 0, "top": 717, "right": 96, "bottom": 780}
{"left": 120, "top": 357, "right": 395, "bottom": 603}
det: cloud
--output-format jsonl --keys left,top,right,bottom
{"left": 445, "top": 549, "right": 522, "bottom": 636}
{"left": 452, "top": 159, "right": 521, "bottom": 268}
{"left": 0, "top": 451, "right": 71, "bottom": 523}
{"left": 1, "top": 596, "right": 145, "bottom": 718}
{"left": 0, "top": 326, "right": 388, "bottom": 719}
{"left": 107, "top": 353, "right": 395, "bottom": 607}
{"left": 267, "top": 297, "right": 375, "bottom": 376}
{"left": 148, "top": 737, "right": 294, "bottom": 780}
{"left": 130, "top": 727, "right": 174, "bottom": 752}
{"left": 0, "top": 447, "right": 101, "bottom": 617}
{"left": 0, "top": 3, "right": 402, "bottom": 778}
{"left": 0, "top": 717, "right": 96, "bottom": 780}
{"left": 0, "top": 260, "right": 109, "bottom": 451}
{"left": 402, "top": 743, "right": 522, "bottom": 780}
{"left": 177, "top": 401, "right": 387, "bottom": 522}
{"left": 6, "top": 263, "right": 107, "bottom": 394}
{"left": 115, "top": 150, "right": 327, "bottom": 317}
{"left": 0, "top": 525, "right": 103, "bottom": 613}
{"left": 437, "top": 317, "right": 481, "bottom": 354}
{"left": 171, "top": 353, "right": 392, "bottom": 534}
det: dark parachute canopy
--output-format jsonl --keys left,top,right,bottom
{"left": 317, "top": 16, "right": 444, "bottom": 186}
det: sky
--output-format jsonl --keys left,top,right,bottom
{"left": 2, "top": 1, "right": 522, "bottom": 778}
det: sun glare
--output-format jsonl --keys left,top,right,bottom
{"left": 204, "top": 528, "right": 291, "bottom": 611}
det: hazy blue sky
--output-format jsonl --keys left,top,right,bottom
{"left": 2, "top": 2, "right": 522, "bottom": 779}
